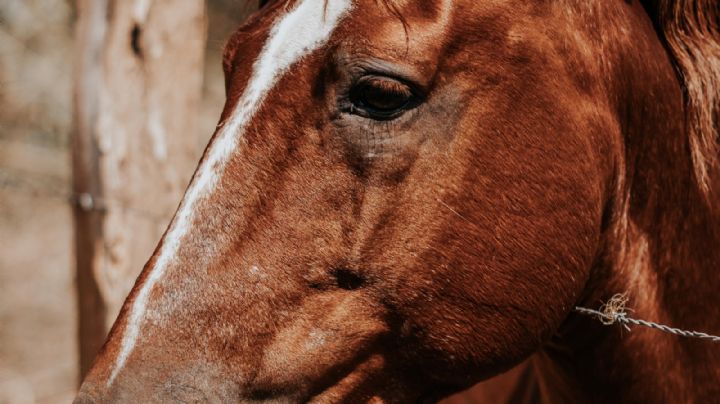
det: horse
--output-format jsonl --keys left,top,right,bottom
{"left": 75, "top": 0, "right": 720, "bottom": 402}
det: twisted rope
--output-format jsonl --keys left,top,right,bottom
{"left": 574, "top": 294, "right": 720, "bottom": 342}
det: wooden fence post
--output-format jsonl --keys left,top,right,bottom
{"left": 72, "top": 0, "right": 207, "bottom": 379}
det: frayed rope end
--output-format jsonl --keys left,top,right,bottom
{"left": 598, "top": 293, "right": 632, "bottom": 331}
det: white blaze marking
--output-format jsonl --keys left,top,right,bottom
{"left": 107, "top": 0, "right": 353, "bottom": 386}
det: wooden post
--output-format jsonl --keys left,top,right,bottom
{"left": 72, "top": 0, "right": 111, "bottom": 381}
{"left": 72, "top": 0, "right": 207, "bottom": 379}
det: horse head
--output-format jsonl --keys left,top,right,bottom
{"left": 77, "top": 0, "right": 720, "bottom": 402}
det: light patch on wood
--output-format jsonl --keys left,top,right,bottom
{"left": 147, "top": 105, "right": 168, "bottom": 160}
{"left": 133, "top": 0, "right": 152, "bottom": 23}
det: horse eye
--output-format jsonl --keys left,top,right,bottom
{"left": 349, "top": 76, "right": 417, "bottom": 120}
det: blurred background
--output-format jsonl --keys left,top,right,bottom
{"left": 0, "top": 1, "right": 253, "bottom": 402}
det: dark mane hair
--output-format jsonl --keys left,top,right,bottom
{"left": 642, "top": 0, "right": 720, "bottom": 198}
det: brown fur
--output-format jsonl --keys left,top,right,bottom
{"left": 643, "top": 0, "right": 720, "bottom": 201}
{"left": 76, "top": 1, "right": 720, "bottom": 402}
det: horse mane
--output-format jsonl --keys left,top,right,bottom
{"left": 642, "top": 0, "right": 720, "bottom": 198}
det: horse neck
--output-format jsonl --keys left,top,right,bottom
{"left": 532, "top": 85, "right": 720, "bottom": 403}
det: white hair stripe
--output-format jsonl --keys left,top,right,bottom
{"left": 107, "top": 0, "right": 353, "bottom": 386}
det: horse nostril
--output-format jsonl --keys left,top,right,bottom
{"left": 332, "top": 268, "right": 366, "bottom": 290}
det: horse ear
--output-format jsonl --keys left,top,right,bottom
{"left": 641, "top": 0, "right": 720, "bottom": 199}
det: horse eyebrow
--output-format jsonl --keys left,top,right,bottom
{"left": 106, "top": 0, "right": 354, "bottom": 387}
{"left": 371, "top": 0, "right": 456, "bottom": 56}
{"left": 378, "top": 0, "right": 410, "bottom": 42}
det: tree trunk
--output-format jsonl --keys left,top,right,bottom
{"left": 72, "top": 0, "right": 207, "bottom": 380}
